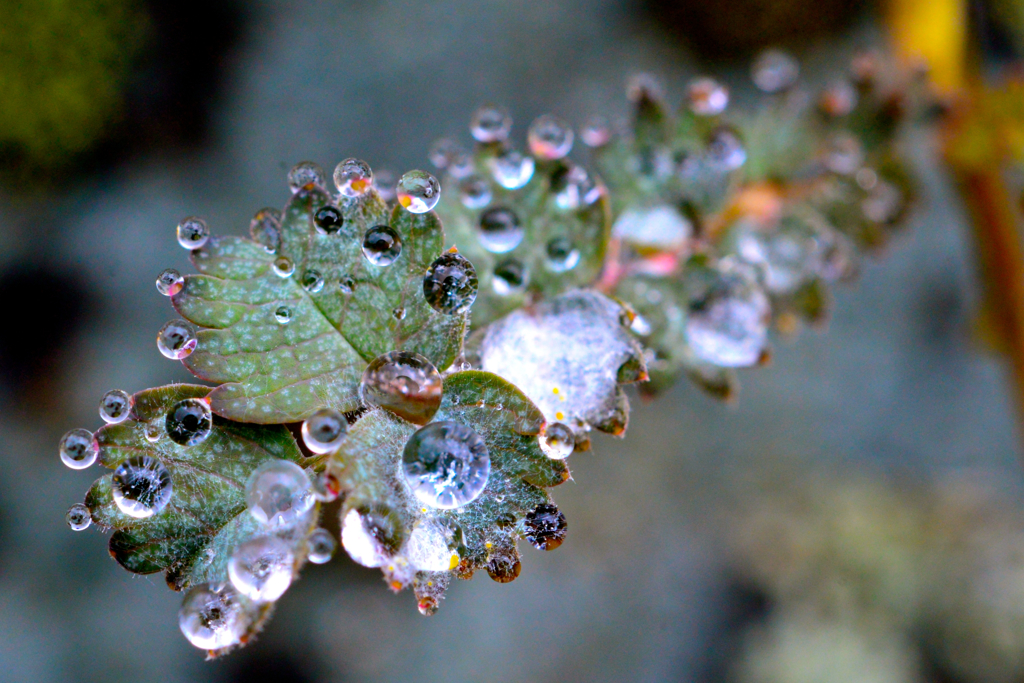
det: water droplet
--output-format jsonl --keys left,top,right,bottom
{"left": 528, "top": 115, "right": 573, "bottom": 160}
{"left": 300, "top": 408, "right": 346, "bottom": 454}
{"left": 307, "top": 528, "right": 336, "bottom": 564}
{"left": 459, "top": 175, "right": 492, "bottom": 209}
{"left": 288, "top": 161, "right": 327, "bottom": 193}
{"left": 428, "top": 138, "right": 461, "bottom": 168}
{"left": 752, "top": 49, "right": 799, "bottom": 93}
{"left": 334, "top": 158, "right": 373, "bottom": 197}
{"left": 820, "top": 79, "right": 857, "bottom": 117}
{"left": 448, "top": 152, "right": 475, "bottom": 179}
{"left": 228, "top": 536, "right": 294, "bottom": 602}
{"left": 274, "top": 305, "right": 291, "bottom": 324}
{"left": 250, "top": 208, "right": 282, "bottom": 253}
{"left": 553, "top": 164, "right": 601, "bottom": 210}
{"left": 360, "top": 351, "right": 442, "bottom": 425}
{"left": 823, "top": 133, "right": 863, "bottom": 175}
{"left": 177, "top": 217, "right": 209, "bottom": 250}
{"left": 477, "top": 207, "right": 524, "bottom": 253}
{"left": 685, "top": 261, "right": 770, "bottom": 367}
{"left": 341, "top": 507, "right": 398, "bottom": 567}
{"left": 627, "top": 73, "right": 664, "bottom": 103}
{"left": 312, "top": 470, "right": 341, "bottom": 502}
{"left": 66, "top": 503, "right": 91, "bottom": 531}
{"left": 373, "top": 168, "right": 397, "bottom": 201}
{"left": 402, "top": 421, "right": 490, "bottom": 509}
{"left": 144, "top": 421, "right": 162, "bottom": 443}
{"left": 272, "top": 256, "right": 295, "bottom": 278}
{"left": 524, "top": 503, "right": 567, "bottom": 550}
{"left": 301, "top": 269, "right": 324, "bottom": 294}
{"left": 99, "top": 389, "right": 132, "bottom": 424}
{"left": 491, "top": 149, "right": 535, "bottom": 189}
{"left": 492, "top": 258, "right": 527, "bottom": 295}
{"left": 362, "top": 225, "right": 402, "bottom": 266}
{"left": 486, "top": 553, "right": 521, "bottom": 583}
{"left": 157, "top": 319, "right": 198, "bottom": 360}
{"left": 687, "top": 77, "right": 729, "bottom": 116}
{"left": 706, "top": 127, "right": 746, "bottom": 171}
{"left": 246, "top": 459, "right": 314, "bottom": 528}
{"left": 423, "top": 252, "right": 478, "bottom": 315}
{"left": 166, "top": 398, "right": 213, "bottom": 446}
{"left": 314, "top": 205, "right": 344, "bottom": 235}
{"left": 580, "top": 116, "right": 611, "bottom": 147}
{"left": 392, "top": 306, "right": 406, "bottom": 320}
{"left": 396, "top": 170, "right": 441, "bottom": 213}
{"left": 539, "top": 422, "right": 574, "bottom": 459}
{"left": 178, "top": 583, "right": 250, "bottom": 651}
{"left": 470, "top": 105, "right": 512, "bottom": 143}
{"left": 338, "top": 276, "right": 355, "bottom": 295}
{"left": 156, "top": 268, "right": 184, "bottom": 297}
{"left": 545, "top": 237, "right": 581, "bottom": 272}
{"left": 112, "top": 455, "right": 173, "bottom": 519}
{"left": 404, "top": 519, "right": 453, "bottom": 571}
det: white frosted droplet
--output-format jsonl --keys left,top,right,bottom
{"left": 245, "top": 460, "right": 314, "bottom": 528}
{"left": 612, "top": 204, "right": 692, "bottom": 251}
{"left": 178, "top": 583, "right": 250, "bottom": 651}
{"left": 228, "top": 536, "right": 294, "bottom": 602}
{"left": 60, "top": 428, "right": 98, "bottom": 469}
{"left": 341, "top": 508, "right": 388, "bottom": 567}
{"left": 685, "top": 259, "right": 770, "bottom": 367}
{"left": 404, "top": 519, "right": 453, "bottom": 571}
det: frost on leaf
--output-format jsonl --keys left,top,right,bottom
{"left": 80, "top": 384, "right": 320, "bottom": 655}
{"left": 328, "top": 370, "right": 569, "bottom": 614}
{"left": 475, "top": 289, "right": 646, "bottom": 435}
{"left": 171, "top": 183, "right": 468, "bottom": 423}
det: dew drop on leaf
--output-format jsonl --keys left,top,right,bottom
{"left": 362, "top": 226, "right": 402, "bottom": 266}
{"left": 402, "top": 421, "right": 490, "bottom": 510}
{"left": 459, "top": 175, "right": 492, "bottom": 209}
{"left": 300, "top": 408, "right": 347, "bottom": 454}
{"left": 685, "top": 261, "right": 770, "bottom": 367}
{"left": 301, "top": 269, "right": 324, "bottom": 293}
{"left": 424, "top": 252, "right": 478, "bottom": 315}
{"left": 360, "top": 351, "right": 442, "bottom": 425}
{"left": 155, "top": 268, "right": 184, "bottom": 297}
{"left": 491, "top": 149, "right": 535, "bottom": 189}
{"left": 99, "top": 389, "right": 132, "bottom": 424}
{"left": 528, "top": 114, "right": 574, "bottom": 160}
{"left": 178, "top": 582, "right": 250, "bottom": 651}
{"left": 478, "top": 207, "right": 524, "bottom": 253}
{"left": 580, "top": 115, "right": 611, "bottom": 147}
{"left": 470, "top": 105, "right": 512, "bottom": 143}
{"left": 66, "top": 503, "right": 92, "bottom": 531}
{"left": 493, "top": 258, "right": 527, "bottom": 296}
{"left": 524, "top": 503, "right": 567, "bottom": 550}
{"left": 687, "top": 77, "right": 729, "bottom": 116}
{"left": 553, "top": 164, "right": 601, "bottom": 210}
{"left": 539, "top": 422, "right": 574, "bottom": 459}
{"left": 228, "top": 536, "right": 294, "bottom": 602}
{"left": 486, "top": 553, "right": 521, "bottom": 583}
{"left": 249, "top": 208, "right": 282, "bottom": 253}
{"left": 751, "top": 48, "right": 799, "bottom": 93}
{"left": 272, "top": 256, "right": 295, "bottom": 278}
{"left": 706, "top": 127, "right": 746, "bottom": 171}
{"left": 274, "top": 305, "right": 291, "bottom": 324}
{"left": 157, "top": 319, "right": 198, "bottom": 360}
{"left": 288, "top": 161, "right": 327, "bottom": 193}
{"left": 60, "top": 428, "right": 98, "bottom": 470}
{"left": 165, "top": 398, "right": 213, "bottom": 447}
{"left": 311, "top": 471, "right": 341, "bottom": 502}
{"left": 396, "top": 170, "right": 441, "bottom": 214}
{"left": 341, "top": 508, "right": 393, "bottom": 567}
{"left": 404, "top": 519, "right": 453, "bottom": 571}
{"left": 544, "top": 237, "right": 580, "bottom": 272}
{"left": 428, "top": 138, "right": 461, "bottom": 169}
{"left": 334, "top": 158, "right": 373, "bottom": 197}
{"left": 307, "top": 528, "right": 336, "bottom": 564}
{"left": 144, "top": 421, "right": 162, "bottom": 443}
{"left": 392, "top": 306, "right": 406, "bottom": 320}
{"left": 338, "top": 276, "right": 355, "bottom": 295}
{"left": 246, "top": 460, "right": 314, "bottom": 528}
{"left": 112, "top": 455, "right": 173, "bottom": 519}
{"left": 313, "top": 205, "right": 344, "bottom": 235}
{"left": 177, "top": 217, "right": 209, "bottom": 250}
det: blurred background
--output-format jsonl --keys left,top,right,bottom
{"left": 3, "top": 0, "right": 1024, "bottom": 681}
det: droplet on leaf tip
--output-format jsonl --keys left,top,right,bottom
{"left": 99, "top": 389, "right": 132, "bottom": 424}
{"left": 288, "top": 161, "right": 327, "bottom": 193}
{"left": 528, "top": 115, "right": 573, "bottom": 160}
{"left": 250, "top": 208, "right": 282, "bottom": 253}
{"left": 334, "top": 158, "right": 373, "bottom": 197}
{"left": 228, "top": 536, "right": 294, "bottom": 602}
{"left": 179, "top": 583, "right": 250, "bottom": 651}
{"left": 300, "top": 408, "right": 346, "bottom": 454}
{"left": 470, "top": 105, "right": 512, "bottom": 143}
{"left": 524, "top": 503, "right": 567, "bottom": 550}
{"left": 157, "top": 320, "right": 198, "bottom": 360}
{"left": 156, "top": 268, "right": 184, "bottom": 297}
{"left": 66, "top": 503, "right": 91, "bottom": 531}
{"left": 307, "top": 528, "right": 336, "bottom": 564}
{"left": 177, "top": 217, "right": 210, "bottom": 250}
{"left": 396, "top": 170, "right": 441, "bottom": 213}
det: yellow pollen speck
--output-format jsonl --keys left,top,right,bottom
{"left": 421, "top": 507, "right": 427, "bottom": 513}
{"left": 427, "top": 581, "right": 434, "bottom": 587}
{"left": 485, "top": 542, "right": 493, "bottom": 549}
{"left": 449, "top": 553, "right": 460, "bottom": 570}
{"left": 555, "top": 411, "right": 565, "bottom": 421}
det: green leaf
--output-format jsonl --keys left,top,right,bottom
{"left": 329, "top": 370, "right": 569, "bottom": 612}
{"left": 172, "top": 184, "right": 468, "bottom": 423}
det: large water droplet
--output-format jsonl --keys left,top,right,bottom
{"left": 539, "top": 422, "right": 574, "bottom": 459}
{"left": 301, "top": 408, "right": 347, "bottom": 454}
{"left": 528, "top": 115, "right": 574, "bottom": 160}
{"left": 301, "top": 269, "right": 324, "bottom": 293}
{"left": 314, "top": 205, "right": 344, "bottom": 235}
{"left": 274, "top": 305, "right": 291, "bottom": 324}
{"left": 157, "top": 320, "right": 197, "bottom": 360}
{"left": 752, "top": 49, "right": 799, "bottom": 93}
{"left": 360, "top": 351, "right": 442, "bottom": 425}
{"left": 272, "top": 256, "right": 295, "bottom": 278}
{"left": 545, "top": 237, "right": 581, "bottom": 272}
{"left": 478, "top": 207, "right": 524, "bottom": 253}
{"left": 334, "top": 158, "right": 373, "bottom": 197}
{"left": 362, "top": 225, "right": 402, "bottom": 266}
{"left": 99, "top": 389, "right": 132, "bottom": 424}
{"left": 178, "top": 583, "right": 250, "bottom": 651}
{"left": 402, "top": 421, "right": 490, "bottom": 509}
{"left": 250, "top": 208, "right": 282, "bottom": 253}
{"left": 228, "top": 536, "right": 294, "bottom": 602}
{"left": 492, "top": 258, "right": 527, "bottom": 295}
{"left": 66, "top": 503, "right": 92, "bottom": 531}
{"left": 685, "top": 261, "right": 770, "bottom": 367}
{"left": 470, "top": 105, "right": 512, "bottom": 143}
{"left": 307, "top": 528, "right": 336, "bottom": 564}
{"left": 404, "top": 519, "right": 454, "bottom": 571}
{"left": 156, "top": 268, "right": 184, "bottom": 297}
{"left": 165, "top": 398, "right": 213, "bottom": 446}
{"left": 397, "top": 170, "right": 441, "bottom": 213}
{"left": 491, "top": 149, "right": 535, "bottom": 189}
{"left": 424, "top": 252, "right": 478, "bottom": 315}
{"left": 112, "top": 455, "right": 173, "bottom": 518}
{"left": 459, "top": 175, "right": 492, "bottom": 209}
{"left": 288, "top": 161, "right": 327, "bottom": 193}
{"left": 177, "top": 217, "right": 209, "bottom": 250}
{"left": 246, "top": 460, "right": 314, "bottom": 528}
{"left": 524, "top": 503, "right": 567, "bottom": 550}
{"left": 706, "top": 128, "right": 746, "bottom": 171}
{"left": 687, "top": 77, "right": 729, "bottom": 116}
